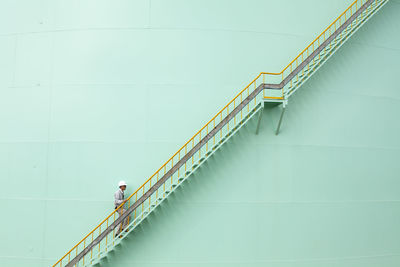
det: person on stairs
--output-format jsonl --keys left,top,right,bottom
{"left": 114, "top": 180, "right": 130, "bottom": 237}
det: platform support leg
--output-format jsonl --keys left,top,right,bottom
{"left": 275, "top": 104, "right": 286, "bottom": 135}
{"left": 255, "top": 104, "right": 264, "bottom": 135}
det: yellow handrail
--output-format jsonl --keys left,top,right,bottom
{"left": 282, "top": 0, "right": 359, "bottom": 74}
{"left": 53, "top": 0, "right": 372, "bottom": 265}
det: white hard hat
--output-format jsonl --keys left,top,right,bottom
{"left": 118, "top": 180, "right": 127, "bottom": 187}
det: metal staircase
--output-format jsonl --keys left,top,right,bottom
{"left": 53, "top": 0, "right": 388, "bottom": 266}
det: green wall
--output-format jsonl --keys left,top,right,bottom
{"left": 0, "top": 0, "right": 399, "bottom": 266}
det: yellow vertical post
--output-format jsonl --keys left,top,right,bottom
{"left": 184, "top": 145, "right": 187, "bottom": 172}
{"left": 149, "top": 179, "right": 151, "bottom": 210}
{"left": 227, "top": 107, "right": 230, "bottom": 131}
{"left": 82, "top": 244, "right": 85, "bottom": 265}
{"left": 170, "top": 172, "right": 173, "bottom": 190}
{"left": 178, "top": 151, "right": 180, "bottom": 177}
{"left": 262, "top": 74, "right": 265, "bottom": 98}
{"left": 290, "top": 64, "right": 292, "bottom": 87}
{"left": 141, "top": 187, "right": 144, "bottom": 218}
{"left": 105, "top": 219, "right": 108, "bottom": 251}
{"left": 220, "top": 113, "right": 223, "bottom": 138}
{"left": 247, "top": 87, "right": 250, "bottom": 112}
{"left": 213, "top": 119, "right": 216, "bottom": 145}
{"left": 156, "top": 173, "right": 159, "bottom": 202}
{"left": 111, "top": 214, "right": 114, "bottom": 245}
{"left": 199, "top": 132, "right": 201, "bottom": 158}
{"left": 192, "top": 139, "right": 194, "bottom": 164}
{"left": 98, "top": 226, "right": 101, "bottom": 253}
{"left": 233, "top": 100, "right": 236, "bottom": 125}
{"left": 206, "top": 125, "right": 208, "bottom": 151}
{"left": 254, "top": 81, "right": 256, "bottom": 106}
{"left": 127, "top": 198, "right": 130, "bottom": 225}
{"left": 318, "top": 38, "right": 320, "bottom": 60}
{"left": 134, "top": 193, "right": 137, "bottom": 224}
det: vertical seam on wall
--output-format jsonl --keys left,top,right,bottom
{"left": 11, "top": 35, "right": 18, "bottom": 87}
{"left": 148, "top": 0, "right": 152, "bottom": 28}
{"left": 40, "top": 11, "right": 56, "bottom": 262}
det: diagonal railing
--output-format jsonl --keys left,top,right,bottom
{"left": 261, "top": 0, "right": 387, "bottom": 100}
{"left": 53, "top": 0, "right": 388, "bottom": 266}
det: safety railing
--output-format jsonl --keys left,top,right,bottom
{"left": 54, "top": 70, "right": 267, "bottom": 267}
{"left": 53, "top": 0, "right": 387, "bottom": 266}
{"left": 262, "top": 0, "right": 383, "bottom": 99}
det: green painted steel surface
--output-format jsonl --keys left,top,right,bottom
{"left": 0, "top": 0, "right": 399, "bottom": 266}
